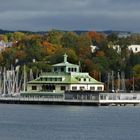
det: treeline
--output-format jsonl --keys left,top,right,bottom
{"left": 0, "top": 30, "right": 140, "bottom": 90}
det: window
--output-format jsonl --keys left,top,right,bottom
{"left": 78, "top": 78, "right": 81, "bottom": 81}
{"left": 54, "top": 68, "right": 57, "bottom": 72}
{"left": 52, "top": 85, "right": 55, "bottom": 90}
{"left": 32, "top": 86, "right": 37, "bottom": 90}
{"left": 72, "top": 86, "right": 77, "bottom": 90}
{"left": 58, "top": 78, "right": 62, "bottom": 81}
{"left": 97, "top": 86, "right": 102, "bottom": 91}
{"left": 80, "top": 87, "right": 84, "bottom": 90}
{"left": 61, "top": 67, "right": 64, "bottom": 72}
{"left": 84, "top": 78, "right": 86, "bottom": 81}
{"left": 61, "top": 86, "right": 66, "bottom": 90}
{"left": 135, "top": 47, "right": 137, "bottom": 51}
{"left": 42, "top": 85, "right": 55, "bottom": 91}
{"left": 90, "top": 87, "right": 95, "bottom": 91}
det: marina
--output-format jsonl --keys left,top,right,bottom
{"left": 0, "top": 53, "right": 139, "bottom": 106}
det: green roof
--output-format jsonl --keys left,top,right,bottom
{"left": 52, "top": 62, "right": 79, "bottom": 67}
{"left": 28, "top": 72, "right": 103, "bottom": 84}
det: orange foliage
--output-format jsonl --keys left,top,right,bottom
{"left": 42, "top": 41, "right": 57, "bottom": 55}
{"left": 90, "top": 70, "right": 100, "bottom": 81}
{"left": 78, "top": 46, "right": 91, "bottom": 59}
{"left": 87, "top": 31, "right": 106, "bottom": 43}
{"left": 15, "top": 50, "right": 26, "bottom": 59}
{"left": 96, "top": 51, "right": 105, "bottom": 57}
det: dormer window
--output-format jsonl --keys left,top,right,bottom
{"left": 84, "top": 78, "right": 86, "bottom": 81}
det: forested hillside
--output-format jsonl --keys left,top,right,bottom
{"left": 0, "top": 30, "right": 139, "bottom": 90}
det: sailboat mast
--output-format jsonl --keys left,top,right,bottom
{"left": 117, "top": 72, "right": 120, "bottom": 92}
{"left": 23, "top": 65, "right": 26, "bottom": 92}
{"left": 3, "top": 67, "right": 6, "bottom": 95}
{"left": 111, "top": 71, "right": 114, "bottom": 92}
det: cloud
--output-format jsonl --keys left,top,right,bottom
{"left": 0, "top": 0, "right": 140, "bottom": 31}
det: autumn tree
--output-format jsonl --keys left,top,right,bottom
{"left": 45, "top": 30, "right": 64, "bottom": 45}
{"left": 88, "top": 31, "right": 106, "bottom": 45}
{"left": 75, "top": 33, "right": 92, "bottom": 60}
{"left": 61, "top": 32, "right": 78, "bottom": 48}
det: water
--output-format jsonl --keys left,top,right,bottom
{"left": 0, "top": 104, "right": 140, "bottom": 140}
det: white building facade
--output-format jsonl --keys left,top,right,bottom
{"left": 128, "top": 45, "right": 140, "bottom": 53}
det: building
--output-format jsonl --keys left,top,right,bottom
{"left": 108, "top": 44, "right": 140, "bottom": 54}
{"left": 21, "top": 54, "right": 104, "bottom": 97}
{"left": 128, "top": 45, "right": 140, "bottom": 53}
{"left": 112, "top": 45, "right": 121, "bottom": 53}
{"left": 90, "top": 45, "right": 98, "bottom": 53}
{"left": 0, "top": 40, "right": 6, "bottom": 51}
{"left": 0, "top": 40, "right": 13, "bottom": 52}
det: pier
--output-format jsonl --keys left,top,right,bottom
{"left": 0, "top": 92, "right": 140, "bottom": 106}
{"left": 0, "top": 96, "right": 99, "bottom": 106}
{"left": 99, "top": 93, "right": 140, "bottom": 106}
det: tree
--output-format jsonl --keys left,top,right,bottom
{"left": 13, "top": 32, "right": 25, "bottom": 41}
{"left": 133, "top": 64, "right": 140, "bottom": 78}
{"left": 61, "top": 32, "right": 78, "bottom": 48}
{"left": 87, "top": 31, "right": 106, "bottom": 45}
{"left": 75, "top": 33, "right": 92, "bottom": 60}
{"left": 42, "top": 41, "right": 60, "bottom": 56}
{"left": 107, "top": 33, "right": 118, "bottom": 43}
{"left": 45, "top": 30, "right": 64, "bottom": 45}
{"left": 0, "top": 35, "right": 8, "bottom": 42}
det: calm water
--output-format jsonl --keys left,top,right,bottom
{"left": 0, "top": 104, "right": 140, "bottom": 140}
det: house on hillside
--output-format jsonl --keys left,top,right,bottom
{"left": 128, "top": 45, "right": 140, "bottom": 53}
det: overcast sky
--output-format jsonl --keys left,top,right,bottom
{"left": 0, "top": 0, "right": 140, "bottom": 32}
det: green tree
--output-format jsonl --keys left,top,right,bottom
{"left": 61, "top": 32, "right": 78, "bottom": 48}
{"left": 45, "top": 30, "right": 64, "bottom": 45}
{"left": 133, "top": 64, "right": 140, "bottom": 78}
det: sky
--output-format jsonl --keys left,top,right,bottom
{"left": 0, "top": 0, "right": 140, "bottom": 32}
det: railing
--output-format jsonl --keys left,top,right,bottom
{"left": 99, "top": 93, "right": 140, "bottom": 100}
{"left": 0, "top": 92, "right": 140, "bottom": 105}
{"left": 0, "top": 96, "right": 99, "bottom": 103}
